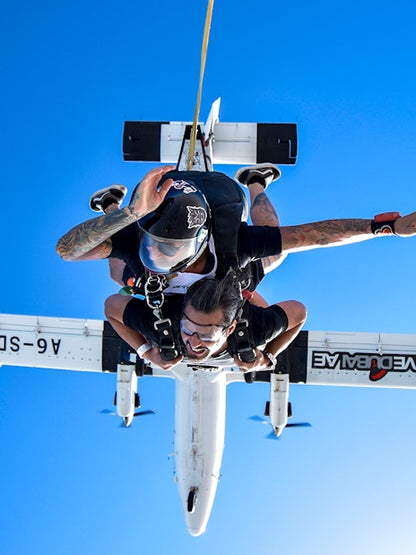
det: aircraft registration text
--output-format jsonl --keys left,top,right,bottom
{"left": 0, "top": 335, "right": 61, "bottom": 355}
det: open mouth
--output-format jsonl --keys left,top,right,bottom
{"left": 186, "top": 342, "right": 207, "bottom": 357}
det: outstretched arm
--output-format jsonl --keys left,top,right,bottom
{"left": 280, "top": 211, "right": 416, "bottom": 253}
{"left": 56, "top": 165, "right": 175, "bottom": 261}
{"left": 280, "top": 218, "right": 372, "bottom": 253}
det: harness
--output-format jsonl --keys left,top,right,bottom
{"left": 120, "top": 272, "right": 180, "bottom": 361}
{"left": 233, "top": 289, "right": 256, "bottom": 363}
{"left": 122, "top": 170, "right": 257, "bottom": 362}
{"left": 144, "top": 274, "right": 180, "bottom": 361}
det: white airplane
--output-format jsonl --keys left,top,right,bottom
{"left": 2, "top": 314, "right": 416, "bottom": 536}
{"left": 2, "top": 101, "right": 416, "bottom": 535}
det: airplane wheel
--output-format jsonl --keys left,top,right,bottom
{"left": 187, "top": 488, "right": 197, "bottom": 513}
{"left": 113, "top": 392, "right": 117, "bottom": 405}
{"left": 264, "top": 401, "right": 270, "bottom": 417}
{"left": 288, "top": 402, "right": 292, "bottom": 418}
{"left": 134, "top": 393, "right": 141, "bottom": 408}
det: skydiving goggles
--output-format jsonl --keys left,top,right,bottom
{"left": 150, "top": 238, "right": 188, "bottom": 257}
{"left": 180, "top": 312, "right": 230, "bottom": 343}
{"left": 139, "top": 228, "right": 208, "bottom": 274}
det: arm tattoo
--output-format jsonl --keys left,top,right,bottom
{"left": 280, "top": 219, "right": 373, "bottom": 252}
{"left": 251, "top": 193, "right": 280, "bottom": 226}
{"left": 56, "top": 206, "right": 139, "bottom": 261}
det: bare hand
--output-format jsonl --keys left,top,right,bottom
{"left": 130, "top": 165, "right": 176, "bottom": 217}
{"left": 144, "top": 346, "right": 184, "bottom": 371}
{"left": 394, "top": 212, "right": 416, "bottom": 237}
{"left": 233, "top": 349, "right": 271, "bottom": 372}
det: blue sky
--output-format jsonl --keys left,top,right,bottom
{"left": 1, "top": 0, "right": 416, "bottom": 553}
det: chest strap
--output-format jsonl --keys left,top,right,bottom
{"left": 144, "top": 274, "right": 180, "bottom": 361}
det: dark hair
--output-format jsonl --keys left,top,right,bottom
{"left": 183, "top": 270, "right": 245, "bottom": 327}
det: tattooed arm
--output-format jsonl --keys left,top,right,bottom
{"left": 250, "top": 192, "right": 280, "bottom": 226}
{"left": 260, "top": 212, "right": 416, "bottom": 271}
{"left": 56, "top": 165, "right": 175, "bottom": 261}
{"left": 281, "top": 212, "right": 416, "bottom": 251}
{"left": 280, "top": 219, "right": 375, "bottom": 253}
{"left": 250, "top": 191, "right": 288, "bottom": 273}
{"left": 56, "top": 207, "right": 139, "bottom": 261}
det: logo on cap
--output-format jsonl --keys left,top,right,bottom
{"left": 187, "top": 206, "right": 207, "bottom": 229}
{"left": 172, "top": 180, "right": 197, "bottom": 194}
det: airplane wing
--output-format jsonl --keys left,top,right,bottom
{"left": 1, "top": 314, "right": 416, "bottom": 389}
{"left": 250, "top": 330, "right": 416, "bottom": 389}
{"left": 0, "top": 313, "right": 162, "bottom": 376}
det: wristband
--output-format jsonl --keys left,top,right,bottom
{"left": 371, "top": 212, "right": 401, "bottom": 236}
{"left": 263, "top": 351, "right": 277, "bottom": 369}
{"left": 242, "top": 289, "right": 254, "bottom": 301}
{"left": 137, "top": 343, "right": 152, "bottom": 359}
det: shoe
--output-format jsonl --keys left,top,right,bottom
{"left": 89, "top": 185, "right": 128, "bottom": 213}
{"left": 234, "top": 163, "right": 281, "bottom": 190}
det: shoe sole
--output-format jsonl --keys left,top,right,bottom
{"left": 234, "top": 163, "right": 281, "bottom": 188}
{"left": 89, "top": 184, "right": 128, "bottom": 212}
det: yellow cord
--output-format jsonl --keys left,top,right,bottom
{"left": 187, "top": 0, "right": 215, "bottom": 170}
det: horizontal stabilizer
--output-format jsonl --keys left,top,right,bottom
{"left": 123, "top": 121, "right": 297, "bottom": 166}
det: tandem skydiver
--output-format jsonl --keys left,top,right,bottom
{"left": 104, "top": 270, "right": 307, "bottom": 373}
{"left": 56, "top": 163, "right": 416, "bottom": 290}
{"left": 56, "top": 164, "right": 416, "bottom": 369}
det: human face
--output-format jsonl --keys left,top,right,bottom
{"left": 180, "top": 304, "right": 235, "bottom": 361}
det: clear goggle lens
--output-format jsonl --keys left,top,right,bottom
{"left": 180, "top": 317, "right": 227, "bottom": 343}
{"left": 139, "top": 233, "right": 196, "bottom": 273}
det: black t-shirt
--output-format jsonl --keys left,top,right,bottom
{"left": 110, "top": 222, "right": 282, "bottom": 289}
{"left": 122, "top": 295, "right": 288, "bottom": 356}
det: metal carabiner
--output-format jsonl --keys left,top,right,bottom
{"left": 144, "top": 274, "right": 168, "bottom": 320}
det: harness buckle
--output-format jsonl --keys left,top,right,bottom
{"left": 234, "top": 319, "right": 256, "bottom": 363}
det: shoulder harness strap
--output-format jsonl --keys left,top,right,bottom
{"left": 144, "top": 273, "right": 180, "bottom": 361}
{"left": 233, "top": 284, "right": 256, "bottom": 363}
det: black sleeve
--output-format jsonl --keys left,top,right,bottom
{"left": 237, "top": 223, "right": 283, "bottom": 266}
{"left": 245, "top": 260, "right": 265, "bottom": 291}
{"left": 122, "top": 295, "right": 184, "bottom": 346}
{"left": 227, "top": 303, "right": 288, "bottom": 355}
{"left": 110, "top": 224, "right": 144, "bottom": 278}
